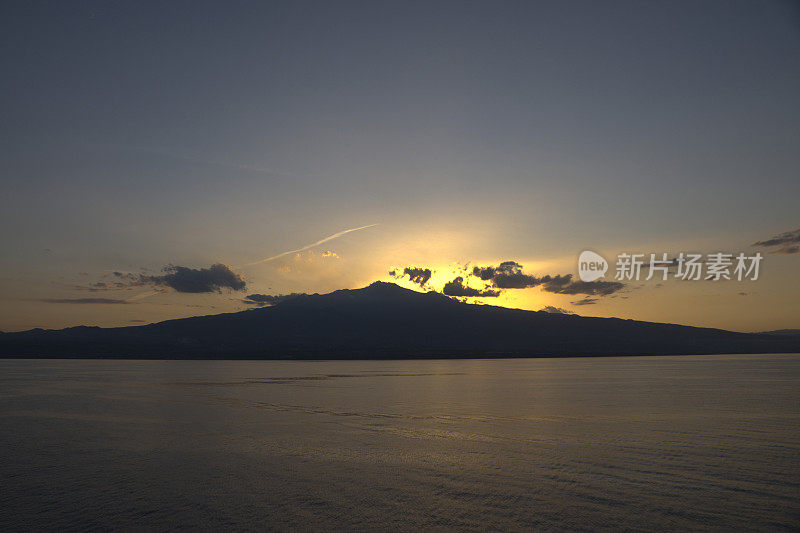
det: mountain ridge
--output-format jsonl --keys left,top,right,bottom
{"left": 1, "top": 282, "right": 798, "bottom": 359}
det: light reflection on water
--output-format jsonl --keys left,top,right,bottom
{"left": 1, "top": 354, "right": 799, "bottom": 531}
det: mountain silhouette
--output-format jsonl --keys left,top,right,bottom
{"left": 1, "top": 282, "right": 798, "bottom": 359}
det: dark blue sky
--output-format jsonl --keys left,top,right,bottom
{"left": 1, "top": 1, "right": 799, "bottom": 331}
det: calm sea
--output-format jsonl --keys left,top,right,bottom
{"left": 1, "top": 355, "right": 799, "bottom": 531}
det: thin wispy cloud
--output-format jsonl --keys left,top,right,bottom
{"left": 126, "top": 290, "right": 164, "bottom": 302}
{"left": 41, "top": 298, "right": 131, "bottom": 305}
{"left": 243, "top": 293, "right": 306, "bottom": 306}
{"left": 242, "top": 224, "right": 378, "bottom": 267}
{"left": 753, "top": 227, "right": 800, "bottom": 254}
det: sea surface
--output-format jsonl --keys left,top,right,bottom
{"left": 1, "top": 354, "right": 799, "bottom": 531}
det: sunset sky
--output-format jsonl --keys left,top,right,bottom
{"left": 1, "top": 0, "right": 799, "bottom": 332}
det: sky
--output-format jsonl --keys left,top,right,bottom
{"left": 1, "top": 0, "right": 799, "bottom": 333}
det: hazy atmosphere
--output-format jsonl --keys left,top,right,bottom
{"left": 3, "top": 3, "right": 800, "bottom": 532}
{"left": 2, "top": 0, "right": 799, "bottom": 332}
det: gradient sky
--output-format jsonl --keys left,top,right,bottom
{"left": 1, "top": 0, "right": 799, "bottom": 332}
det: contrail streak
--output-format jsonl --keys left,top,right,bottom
{"left": 242, "top": 224, "right": 378, "bottom": 267}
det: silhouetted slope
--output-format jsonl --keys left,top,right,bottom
{"left": 1, "top": 282, "right": 798, "bottom": 359}
{"left": 759, "top": 329, "right": 800, "bottom": 336}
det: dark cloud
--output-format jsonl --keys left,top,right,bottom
{"left": 142, "top": 264, "right": 246, "bottom": 293}
{"left": 572, "top": 297, "right": 599, "bottom": 306}
{"left": 472, "top": 261, "right": 541, "bottom": 288}
{"left": 539, "top": 274, "right": 573, "bottom": 290}
{"left": 753, "top": 227, "right": 800, "bottom": 254}
{"left": 544, "top": 278, "right": 625, "bottom": 296}
{"left": 442, "top": 277, "right": 500, "bottom": 298}
{"left": 243, "top": 293, "right": 305, "bottom": 306}
{"left": 540, "top": 306, "right": 574, "bottom": 315}
{"left": 42, "top": 298, "right": 130, "bottom": 304}
{"left": 390, "top": 266, "right": 433, "bottom": 287}
{"left": 76, "top": 278, "right": 142, "bottom": 292}
{"left": 74, "top": 264, "right": 247, "bottom": 296}
{"left": 472, "top": 262, "right": 624, "bottom": 296}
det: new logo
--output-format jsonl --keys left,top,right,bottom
{"left": 578, "top": 250, "right": 608, "bottom": 282}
